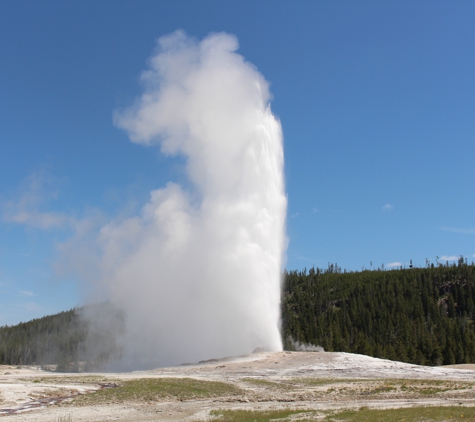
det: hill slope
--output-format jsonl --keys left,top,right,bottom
{"left": 2, "top": 262, "right": 475, "bottom": 369}
{"left": 0, "top": 303, "right": 124, "bottom": 370}
{"left": 282, "top": 261, "right": 475, "bottom": 365}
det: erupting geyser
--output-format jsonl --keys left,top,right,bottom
{"left": 97, "top": 31, "right": 286, "bottom": 368}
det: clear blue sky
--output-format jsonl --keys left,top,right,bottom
{"left": 1, "top": 1, "right": 474, "bottom": 325}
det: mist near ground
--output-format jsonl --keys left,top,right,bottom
{"left": 80, "top": 31, "right": 286, "bottom": 369}
{"left": 288, "top": 337, "right": 325, "bottom": 353}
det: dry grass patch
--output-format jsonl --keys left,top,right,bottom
{"left": 325, "top": 405, "right": 475, "bottom": 421}
{"left": 28, "top": 387, "right": 77, "bottom": 400}
{"left": 24, "top": 376, "right": 108, "bottom": 385}
{"left": 55, "top": 416, "right": 72, "bottom": 422}
{"left": 286, "top": 378, "right": 475, "bottom": 399}
{"left": 74, "top": 377, "right": 242, "bottom": 405}
{"left": 397, "top": 380, "right": 474, "bottom": 395}
{"left": 243, "top": 378, "right": 296, "bottom": 391}
{"left": 357, "top": 380, "right": 475, "bottom": 398}
{"left": 210, "top": 408, "right": 312, "bottom": 421}
{"left": 210, "top": 406, "right": 475, "bottom": 421}
{"left": 292, "top": 378, "right": 369, "bottom": 387}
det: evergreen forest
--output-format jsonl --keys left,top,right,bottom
{"left": 282, "top": 259, "right": 475, "bottom": 365}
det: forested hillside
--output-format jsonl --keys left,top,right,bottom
{"left": 0, "top": 303, "right": 124, "bottom": 370}
{"left": 2, "top": 261, "right": 475, "bottom": 370}
{"left": 282, "top": 259, "right": 475, "bottom": 366}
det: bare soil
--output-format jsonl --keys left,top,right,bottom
{"left": 1, "top": 351, "right": 475, "bottom": 421}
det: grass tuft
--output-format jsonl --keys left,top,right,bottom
{"left": 55, "top": 415, "right": 72, "bottom": 422}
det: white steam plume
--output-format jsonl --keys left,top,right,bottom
{"left": 289, "top": 337, "right": 325, "bottom": 352}
{"left": 96, "top": 31, "right": 286, "bottom": 368}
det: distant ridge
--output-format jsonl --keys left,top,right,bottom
{"left": 0, "top": 302, "right": 124, "bottom": 371}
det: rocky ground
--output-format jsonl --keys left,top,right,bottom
{"left": 1, "top": 351, "right": 475, "bottom": 421}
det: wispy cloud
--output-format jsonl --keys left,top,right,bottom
{"left": 5, "top": 209, "right": 75, "bottom": 229}
{"left": 290, "top": 212, "right": 300, "bottom": 219}
{"left": 21, "top": 302, "right": 42, "bottom": 312}
{"left": 382, "top": 204, "right": 394, "bottom": 212}
{"left": 440, "top": 255, "right": 458, "bottom": 261}
{"left": 2, "top": 171, "right": 77, "bottom": 230}
{"left": 387, "top": 261, "right": 402, "bottom": 268}
{"left": 2, "top": 170, "right": 102, "bottom": 238}
{"left": 441, "top": 227, "right": 475, "bottom": 235}
{"left": 18, "top": 290, "right": 35, "bottom": 297}
{"left": 312, "top": 207, "right": 319, "bottom": 213}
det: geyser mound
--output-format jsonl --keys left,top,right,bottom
{"left": 92, "top": 31, "right": 286, "bottom": 369}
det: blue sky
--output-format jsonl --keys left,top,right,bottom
{"left": 1, "top": 1, "right": 474, "bottom": 325}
